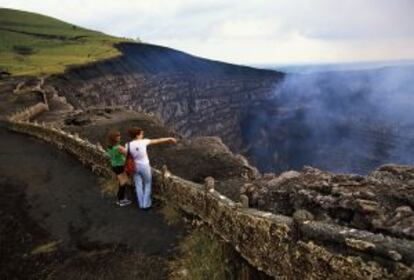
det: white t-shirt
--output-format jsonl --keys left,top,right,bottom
{"left": 127, "top": 139, "right": 151, "bottom": 166}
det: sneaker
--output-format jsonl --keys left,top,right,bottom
{"left": 116, "top": 199, "right": 132, "bottom": 207}
{"left": 121, "top": 199, "right": 132, "bottom": 205}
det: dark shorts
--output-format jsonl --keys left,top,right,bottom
{"left": 112, "top": 165, "right": 124, "bottom": 175}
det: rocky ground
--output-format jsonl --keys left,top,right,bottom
{"left": 241, "top": 165, "right": 414, "bottom": 241}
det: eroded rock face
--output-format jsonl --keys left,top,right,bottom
{"left": 48, "top": 42, "right": 283, "bottom": 152}
{"left": 243, "top": 164, "right": 414, "bottom": 240}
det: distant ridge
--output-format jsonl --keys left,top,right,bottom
{"left": 255, "top": 59, "right": 414, "bottom": 74}
{"left": 101, "top": 42, "right": 281, "bottom": 76}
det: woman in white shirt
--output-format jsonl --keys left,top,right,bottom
{"left": 125, "top": 127, "right": 177, "bottom": 210}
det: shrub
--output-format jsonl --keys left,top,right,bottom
{"left": 12, "top": 45, "right": 36, "bottom": 56}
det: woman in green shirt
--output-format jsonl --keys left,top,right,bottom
{"left": 107, "top": 130, "right": 131, "bottom": 207}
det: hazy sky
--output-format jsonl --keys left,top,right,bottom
{"left": 2, "top": 0, "right": 414, "bottom": 65}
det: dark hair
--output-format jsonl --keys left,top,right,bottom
{"left": 128, "top": 127, "right": 143, "bottom": 139}
{"left": 107, "top": 129, "right": 121, "bottom": 147}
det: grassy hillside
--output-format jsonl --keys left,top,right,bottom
{"left": 0, "top": 8, "right": 132, "bottom": 76}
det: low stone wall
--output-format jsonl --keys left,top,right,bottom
{"left": 9, "top": 120, "right": 111, "bottom": 177}
{"left": 154, "top": 172, "right": 414, "bottom": 279}
{"left": 7, "top": 102, "right": 49, "bottom": 122}
{"left": 7, "top": 119, "right": 414, "bottom": 279}
{"left": 7, "top": 79, "right": 49, "bottom": 122}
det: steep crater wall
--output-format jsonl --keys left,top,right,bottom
{"left": 48, "top": 43, "right": 283, "bottom": 151}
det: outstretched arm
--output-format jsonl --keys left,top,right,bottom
{"left": 149, "top": 137, "right": 177, "bottom": 145}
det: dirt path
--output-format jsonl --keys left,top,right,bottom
{"left": 0, "top": 122, "right": 185, "bottom": 279}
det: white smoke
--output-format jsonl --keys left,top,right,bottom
{"left": 244, "top": 64, "right": 414, "bottom": 174}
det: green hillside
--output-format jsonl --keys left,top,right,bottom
{"left": 0, "top": 8, "right": 132, "bottom": 76}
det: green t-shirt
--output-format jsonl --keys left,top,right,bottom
{"left": 106, "top": 144, "right": 126, "bottom": 167}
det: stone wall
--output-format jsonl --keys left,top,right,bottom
{"left": 7, "top": 117, "right": 414, "bottom": 279}
{"left": 9, "top": 120, "right": 111, "bottom": 177}
{"left": 7, "top": 102, "right": 49, "bottom": 122}
{"left": 154, "top": 172, "right": 414, "bottom": 279}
